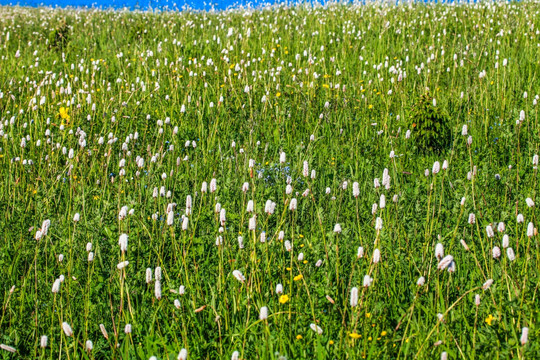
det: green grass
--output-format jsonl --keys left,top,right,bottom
{"left": 0, "top": 1, "right": 540, "bottom": 358}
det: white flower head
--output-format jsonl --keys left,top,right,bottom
{"left": 62, "top": 322, "right": 73, "bottom": 337}
{"left": 350, "top": 287, "right": 359, "bottom": 307}
{"left": 309, "top": 324, "right": 323, "bottom": 335}
{"left": 232, "top": 270, "right": 245, "bottom": 283}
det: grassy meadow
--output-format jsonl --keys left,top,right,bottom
{"left": 1, "top": 1, "right": 540, "bottom": 358}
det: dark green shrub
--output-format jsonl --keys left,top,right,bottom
{"left": 409, "top": 93, "right": 451, "bottom": 153}
{"left": 48, "top": 21, "right": 70, "bottom": 51}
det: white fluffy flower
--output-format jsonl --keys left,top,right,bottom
{"left": 40, "top": 335, "right": 48, "bottom": 348}
{"left": 482, "top": 279, "right": 494, "bottom": 290}
{"left": 437, "top": 255, "right": 454, "bottom": 270}
{"left": 372, "top": 249, "right": 381, "bottom": 264}
{"left": 310, "top": 324, "right": 323, "bottom": 335}
{"left": 527, "top": 222, "right": 534, "bottom": 237}
{"left": 259, "top": 306, "right": 268, "bottom": 320}
{"left": 506, "top": 247, "right": 515, "bottom": 261}
{"left": 375, "top": 217, "right": 383, "bottom": 231}
{"left": 62, "top": 322, "right": 73, "bottom": 337}
{"left": 435, "top": 243, "right": 444, "bottom": 260}
{"left": 363, "top": 275, "right": 373, "bottom": 287}
{"left": 119, "top": 234, "right": 128, "bottom": 253}
{"left": 350, "top": 287, "right": 359, "bottom": 307}
{"left": 232, "top": 270, "right": 245, "bottom": 283}
{"left": 521, "top": 327, "right": 529, "bottom": 345}
{"left": 353, "top": 182, "right": 360, "bottom": 198}
{"left": 486, "top": 225, "right": 494, "bottom": 238}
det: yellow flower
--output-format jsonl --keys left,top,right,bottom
{"left": 365, "top": 313, "right": 371, "bottom": 318}
{"left": 286, "top": 267, "right": 291, "bottom": 271}
{"left": 296, "top": 335, "right": 302, "bottom": 340}
{"left": 276, "top": 92, "right": 281, "bottom": 97}
{"left": 58, "top": 107, "right": 70, "bottom": 121}
{"left": 381, "top": 331, "right": 387, "bottom": 336}
{"left": 303, "top": 260, "right": 308, "bottom": 264}
{"left": 279, "top": 295, "right": 289, "bottom": 304}
{"left": 329, "top": 340, "right": 334, "bottom": 345}
{"left": 485, "top": 314, "right": 495, "bottom": 326}
{"left": 349, "top": 333, "right": 361, "bottom": 339}
{"left": 293, "top": 274, "right": 303, "bottom": 281}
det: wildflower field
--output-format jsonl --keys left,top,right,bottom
{"left": 1, "top": 1, "right": 540, "bottom": 358}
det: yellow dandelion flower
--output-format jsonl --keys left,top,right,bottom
{"left": 58, "top": 107, "right": 70, "bottom": 121}
{"left": 279, "top": 295, "right": 289, "bottom": 304}
{"left": 293, "top": 274, "right": 303, "bottom": 281}
{"left": 350, "top": 333, "right": 361, "bottom": 339}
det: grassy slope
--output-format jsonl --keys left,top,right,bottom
{"left": 0, "top": 2, "right": 540, "bottom": 358}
